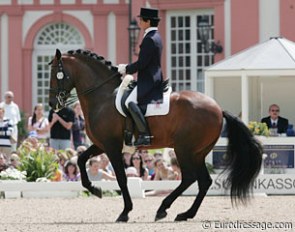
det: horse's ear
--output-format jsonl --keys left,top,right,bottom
{"left": 55, "top": 49, "right": 62, "bottom": 60}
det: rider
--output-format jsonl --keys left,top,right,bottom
{"left": 118, "top": 7, "right": 164, "bottom": 146}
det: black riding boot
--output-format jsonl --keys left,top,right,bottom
{"left": 128, "top": 102, "right": 151, "bottom": 146}
{"left": 124, "top": 130, "right": 133, "bottom": 146}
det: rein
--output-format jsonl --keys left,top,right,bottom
{"left": 77, "top": 72, "right": 122, "bottom": 96}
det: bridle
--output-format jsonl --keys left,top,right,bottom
{"left": 49, "top": 58, "right": 71, "bottom": 109}
{"left": 50, "top": 57, "right": 121, "bottom": 109}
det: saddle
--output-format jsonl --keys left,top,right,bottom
{"left": 115, "top": 75, "right": 172, "bottom": 117}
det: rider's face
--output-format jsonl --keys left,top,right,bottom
{"left": 139, "top": 18, "right": 150, "bottom": 30}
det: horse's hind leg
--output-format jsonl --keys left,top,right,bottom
{"left": 77, "top": 145, "right": 104, "bottom": 197}
{"left": 175, "top": 161, "right": 212, "bottom": 221}
{"left": 155, "top": 169, "right": 196, "bottom": 221}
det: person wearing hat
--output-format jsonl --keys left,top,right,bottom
{"left": 118, "top": 7, "right": 164, "bottom": 146}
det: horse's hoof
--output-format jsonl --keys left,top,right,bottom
{"left": 175, "top": 213, "right": 188, "bottom": 222}
{"left": 116, "top": 214, "right": 129, "bottom": 223}
{"left": 90, "top": 186, "right": 102, "bottom": 198}
{"left": 155, "top": 211, "right": 167, "bottom": 221}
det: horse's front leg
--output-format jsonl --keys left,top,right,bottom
{"left": 77, "top": 145, "right": 104, "bottom": 198}
{"left": 107, "top": 149, "right": 133, "bottom": 222}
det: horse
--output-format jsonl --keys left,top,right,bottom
{"left": 49, "top": 49, "right": 263, "bottom": 222}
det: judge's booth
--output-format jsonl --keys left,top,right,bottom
{"left": 204, "top": 37, "right": 295, "bottom": 175}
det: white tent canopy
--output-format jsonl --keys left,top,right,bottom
{"left": 205, "top": 37, "right": 295, "bottom": 125}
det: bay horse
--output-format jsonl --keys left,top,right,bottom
{"left": 49, "top": 49, "right": 262, "bottom": 222}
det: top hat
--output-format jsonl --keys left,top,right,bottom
{"left": 138, "top": 7, "right": 160, "bottom": 20}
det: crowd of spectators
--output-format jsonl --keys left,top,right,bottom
{"left": 123, "top": 149, "right": 180, "bottom": 181}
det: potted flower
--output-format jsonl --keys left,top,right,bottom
{"left": 17, "top": 138, "right": 58, "bottom": 182}
{"left": 248, "top": 121, "right": 270, "bottom": 137}
{"left": 0, "top": 167, "right": 26, "bottom": 180}
{"left": 17, "top": 138, "right": 75, "bottom": 198}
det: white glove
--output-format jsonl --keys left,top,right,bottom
{"left": 117, "top": 64, "right": 127, "bottom": 75}
{"left": 6, "top": 128, "right": 12, "bottom": 136}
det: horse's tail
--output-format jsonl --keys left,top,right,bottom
{"left": 222, "top": 111, "right": 263, "bottom": 204}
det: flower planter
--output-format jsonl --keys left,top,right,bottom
{"left": 0, "top": 180, "right": 24, "bottom": 199}
{"left": 22, "top": 190, "right": 80, "bottom": 198}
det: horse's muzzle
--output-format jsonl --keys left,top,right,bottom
{"left": 49, "top": 99, "right": 61, "bottom": 112}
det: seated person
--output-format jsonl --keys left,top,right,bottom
{"left": 153, "top": 158, "right": 177, "bottom": 180}
{"left": 86, "top": 157, "right": 116, "bottom": 181}
{"left": 261, "top": 104, "right": 289, "bottom": 134}
{"left": 0, "top": 153, "right": 8, "bottom": 172}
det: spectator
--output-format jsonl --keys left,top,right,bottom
{"left": 27, "top": 103, "right": 49, "bottom": 142}
{"left": 153, "top": 158, "right": 177, "bottom": 180}
{"left": 65, "top": 148, "right": 76, "bottom": 160}
{"left": 170, "top": 157, "right": 181, "bottom": 180}
{"left": 48, "top": 106, "right": 75, "bottom": 150}
{"left": 0, "top": 106, "right": 14, "bottom": 158}
{"left": 56, "top": 151, "right": 68, "bottom": 171}
{"left": 0, "top": 91, "right": 20, "bottom": 151}
{"left": 130, "top": 152, "right": 148, "bottom": 180}
{"left": 71, "top": 101, "right": 86, "bottom": 149}
{"left": 168, "top": 149, "right": 176, "bottom": 159}
{"left": 261, "top": 104, "right": 289, "bottom": 135}
{"left": 71, "top": 145, "right": 87, "bottom": 165}
{"left": 63, "top": 160, "right": 80, "bottom": 181}
{"left": 144, "top": 154, "right": 155, "bottom": 179}
{"left": 100, "top": 153, "right": 114, "bottom": 176}
{"left": 9, "top": 152, "right": 20, "bottom": 169}
{"left": 76, "top": 145, "right": 87, "bottom": 156}
{"left": 122, "top": 151, "right": 132, "bottom": 168}
{"left": 138, "top": 149, "right": 149, "bottom": 157}
{"left": 126, "top": 167, "right": 139, "bottom": 177}
{"left": 0, "top": 153, "right": 8, "bottom": 172}
{"left": 153, "top": 151, "right": 163, "bottom": 160}
{"left": 86, "top": 157, "right": 116, "bottom": 181}
{"left": 22, "top": 136, "right": 40, "bottom": 150}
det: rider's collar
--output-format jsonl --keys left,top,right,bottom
{"left": 143, "top": 27, "right": 158, "bottom": 38}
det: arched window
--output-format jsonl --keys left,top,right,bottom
{"left": 33, "top": 23, "right": 84, "bottom": 112}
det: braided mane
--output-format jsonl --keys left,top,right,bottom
{"left": 67, "top": 49, "right": 118, "bottom": 72}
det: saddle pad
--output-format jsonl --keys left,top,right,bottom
{"left": 115, "top": 75, "right": 172, "bottom": 117}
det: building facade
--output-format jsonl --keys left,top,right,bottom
{"left": 0, "top": 0, "right": 295, "bottom": 116}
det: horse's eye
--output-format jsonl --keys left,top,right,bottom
{"left": 57, "top": 72, "right": 64, "bottom": 80}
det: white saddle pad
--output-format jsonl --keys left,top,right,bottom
{"left": 115, "top": 75, "right": 172, "bottom": 117}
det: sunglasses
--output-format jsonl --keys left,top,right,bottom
{"left": 132, "top": 157, "right": 140, "bottom": 160}
{"left": 144, "top": 159, "right": 152, "bottom": 163}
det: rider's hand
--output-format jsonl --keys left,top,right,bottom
{"left": 117, "top": 64, "right": 127, "bottom": 75}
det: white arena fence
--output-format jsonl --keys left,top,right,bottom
{"left": 1, "top": 174, "right": 295, "bottom": 199}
